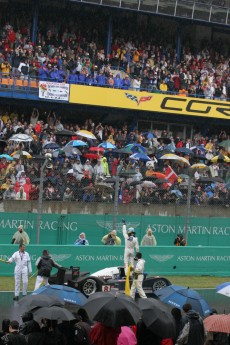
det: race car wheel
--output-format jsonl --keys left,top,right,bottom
{"left": 82, "top": 278, "right": 98, "bottom": 296}
{"left": 152, "top": 278, "right": 169, "bottom": 292}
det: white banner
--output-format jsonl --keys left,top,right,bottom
{"left": 39, "top": 81, "right": 69, "bottom": 101}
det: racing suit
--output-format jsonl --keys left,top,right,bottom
{"left": 123, "top": 224, "right": 139, "bottom": 275}
{"left": 130, "top": 258, "right": 147, "bottom": 299}
{"left": 8, "top": 250, "right": 32, "bottom": 297}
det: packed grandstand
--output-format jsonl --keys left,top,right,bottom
{"left": 0, "top": 1, "right": 229, "bottom": 207}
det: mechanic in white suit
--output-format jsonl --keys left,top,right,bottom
{"left": 130, "top": 252, "right": 147, "bottom": 299}
{"left": 7, "top": 244, "right": 32, "bottom": 301}
{"left": 122, "top": 218, "right": 139, "bottom": 275}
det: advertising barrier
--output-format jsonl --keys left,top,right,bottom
{"left": 0, "top": 245, "right": 229, "bottom": 277}
{"left": 69, "top": 85, "right": 230, "bottom": 120}
{"left": 39, "top": 81, "right": 69, "bottom": 101}
{"left": 0, "top": 213, "right": 229, "bottom": 246}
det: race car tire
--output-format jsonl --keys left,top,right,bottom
{"left": 81, "top": 277, "right": 102, "bottom": 297}
{"left": 152, "top": 278, "right": 170, "bottom": 292}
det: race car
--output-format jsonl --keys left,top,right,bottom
{"left": 49, "top": 266, "right": 171, "bottom": 297}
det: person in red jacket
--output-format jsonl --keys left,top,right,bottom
{"left": 23, "top": 178, "right": 32, "bottom": 200}
{"left": 90, "top": 322, "right": 121, "bottom": 345}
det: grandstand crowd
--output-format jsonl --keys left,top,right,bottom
{"left": 0, "top": 4, "right": 229, "bottom": 98}
{"left": 0, "top": 108, "right": 229, "bottom": 206}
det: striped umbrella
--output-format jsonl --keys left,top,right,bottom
{"left": 204, "top": 314, "right": 230, "bottom": 333}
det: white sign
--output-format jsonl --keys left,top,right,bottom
{"left": 39, "top": 81, "right": 69, "bottom": 101}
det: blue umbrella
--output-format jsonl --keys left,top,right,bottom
{"left": 175, "top": 148, "right": 194, "bottom": 155}
{"left": 43, "top": 142, "right": 60, "bottom": 150}
{"left": 125, "top": 144, "right": 146, "bottom": 154}
{"left": 98, "top": 142, "right": 117, "bottom": 149}
{"left": 32, "top": 284, "right": 87, "bottom": 305}
{"left": 154, "top": 284, "right": 212, "bottom": 317}
{"left": 0, "top": 154, "right": 13, "bottom": 161}
{"left": 66, "top": 140, "right": 88, "bottom": 147}
{"left": 130, "top": 153, "right": 151, "bottom": 162}
{"left": 216, "top": 282, "right": 230, "bottom": 297}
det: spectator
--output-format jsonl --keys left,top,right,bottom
{"left": 3, "top": 320, "right": 27, "bottom": 345}
{"left": 175, "top": 309, "right": 205, "bottom": 345}
{"left": 74, "top": 232, "right": 89, "bottom": 245}
{"left": 141, "top": 226, "right": 157, "bottom": 246}
{"left": 174, "top": 234, "right": 186, "bottom": 246}
{"left": 11, "top": 225, "right": 30, "bottom": 245}
{"left": 101, "top": 230, "right": 121, "bottom": 245}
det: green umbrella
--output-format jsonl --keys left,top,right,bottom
{"left": 219, "top": 139, "right": 230, "bottom": 150}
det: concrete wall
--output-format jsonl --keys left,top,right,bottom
{"left": 1, "top": 200, "right": 229, "bottom": 218}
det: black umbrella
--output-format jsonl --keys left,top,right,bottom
{"left": 137, "top": 298, "right": 176, "bottom": 338}
{"left": 175, "top": 148, "right": 194, "bottom": 155}
{"left": 33, "top": 306, "right": 75, "bottom": 321}
{"left": 55, "top": 130, "right": 76, "bottom": 136}
{"left": 19, "top": 294, "right": 64, "bottom": 310}
{"left": 83, "top": 292, "right": 142, "bottom": 328}
{"left": 154, "top": 179, "right": 169, "bottom": 184}
{"left": 157, "top": 138, "right": 172, "bottom": 145}
{"left": 130, "top": 180, "right": 143, "bottom": 186}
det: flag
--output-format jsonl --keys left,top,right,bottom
{"left": 165, "top": 166, "right": 178, "bottom": 184}
{"left": 125, "top": 264, "right": 131, "bottom": 296}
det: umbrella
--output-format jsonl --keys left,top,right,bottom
{"left": 190, "top": 163, "right": 208, "bottom": 170}
{"left": 32, "top": 284, "right": 87, "bottom": 305}
{"left": 130, "top": 153, "right": 151, "bottom": 162}
{"left": 33, "top": 306, "right": 75, "bottom": 321}
{"left": 67, "top": 169, "right": 74, "bottom": 174}
{"left": 211, "top": 155, "right": 230, "bottom": 163}
{"left": 152, "top": 172, "right": 167, "bottom": 179}
{"left": 8, "top": 134, "right": 33, "bottom": 142}
{"left": 11, "top": 150, "right": 32, "bottom": 159}
{"left": 170, "top": 189, "right": 183, "bottom": 198}
{"left": 89, "top": 147, "right": 104, "bottom": 153}
{"left": 216, "top": 282, "right": 230, "bottom": 297}
{"left": 76, "top": 130, "right": 96, "bottom": 140}
{"left": 124, "top": 144, "right": 146, "bottom": 154}
{"left": 219, "top": 139, "right": 230, "bottom": 151}
{"left": 0, "top": 154, "right": 14, "bottom": 161}
{"left": 55, "top": 129, "right": 76, "bottom": 136}
{"left": 191, "top": 145, "right": 207, "bottom": 153}
{"left": 83, "top": 153, "right": 99, "bottom": 160}
{"left": 98, "top": 142, "right": 117, "bottom": 149}
{"left": 19, "top": 294, "right": 65, "bottom": 310}
{"left": 157, "top": 137, "right": 171, "bottom": 144}
{"left": 154, "top": 285, "right": 212, "bottom": 317}
{"left": 175, "top": 148, "right": 194, "bottom": 155}
{"left": 159, "top": 154, "right": 190, "bottom": 166}
{"left": 142, "top": 181, "right": 156, "bottom": 188}
{"left": 154, "top": 178, "right": 169, "bottom": 184}
{"left": 66, "top": 140, "right": 88, "bottom": 147}
{"left": 43, "top": 142, "right": 60, "bottom": 150}
{"left": 137, "top": 298, "right": 176, "bottom": 338}
{"left": 83, "top": 292, "right": 142, "bottom": 328}
{"left": 204, "top": 314, "right": 230, "bottom": 333}
{"left": 129, "top": 180, "right": 143, "bottom": 186}
{"left": 53, "top": 147, "right": 82, "bottom": 158}
{"left": 179, "top": 174, "right": 189, "bottom": 179}
{"left": 95, "top": 183, "right": 114, "bottom": 192}
{"left": 82, "top": 185, "right": 95, "bottom": 191}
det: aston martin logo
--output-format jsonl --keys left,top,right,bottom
{"left": 149, "top": 255, "right": 174, "bottom": 262}
{"left": 96, "top": 221, "right": 140, "bottom": 233}
{"left": 125, "top": 92, "right": 152, "bottom": 106}
{"left": 51, "top": 254, "right": 72, "bottom": 262}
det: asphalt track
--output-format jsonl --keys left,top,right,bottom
{"left": 0, "top": 289, "right": 229, "bottom": 326}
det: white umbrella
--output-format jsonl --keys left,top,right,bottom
{"left": 159, "top": 154, "right": 190, "bottom": 166}
{"left": 142, "top": 181, "right": 157, "bottom": 188}
{"left": 9, "top": 134, "right": 33, "bottom": 142}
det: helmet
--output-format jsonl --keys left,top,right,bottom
{"left": 127, "top": 227, "right": 134, "bottom": 234}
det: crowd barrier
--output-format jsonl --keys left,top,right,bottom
{"left": 0, "top": 212, "right": 229, "bottom": 246}
{"left": 0, "top": 244, "right": 229, "bottom": 277}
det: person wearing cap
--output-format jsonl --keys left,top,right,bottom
{"left": 34, "top": 249, "right": 63, "bottom": 290}
{"left": 122, "top": 219, "right": 139, "bottom": 275}
{"left": 101, "top": 230, "right": 121, "bottom": 245}
{"left": 11, "top": 225, "right": 30, "bottom": 245}
{"left": 7, "top": 244, "right": 32, "bottom": 301}
{"left": 130, "top": 252, "right": 147, "bottom": 299}
{"left": 74, "top": 232, "right": 89, "bottom": 246}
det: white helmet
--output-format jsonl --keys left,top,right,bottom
{"left": 146, "top": 161, "right": 154, "bottom": 168}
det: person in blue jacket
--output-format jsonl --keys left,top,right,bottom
{"left": 67, "top": 70, "right": 78, "bottom": 84}
{"left": 50, "top": 65, "right": 60, "bottom": 82}
{"left": 113, "top": 73, "right": 123, "bottom": 89}
{"left": 122, "top": 75, "right": 131, "bottom": 90}
{"left": 96, "top": 70, "right": 106, "bottom": 86}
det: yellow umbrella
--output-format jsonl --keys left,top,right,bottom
{"left": 76, "top": 130, "right": 96, "bottom": 140}
{"left": 11, "top": 150, "right": 32, "bottom": 159}
{"left": 159, "top": 153, "right": 190, "bottom": 166}
{"left": 190, "top": 163, "right": 208, "bottom": 170}
{"left": 211, "top": 155, "right": 230, "bottom": 163}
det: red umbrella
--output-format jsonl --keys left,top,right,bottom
{"left": 83, "top": 153, "right": 99, "bottom": 160}
{"left": 89, "top": 147, "right": 104, "bottom": 153}
{"left": 153, "top": 172, "right": 167, "bottom": 179}
{"left": 204, "top": 314, "right": 230, "bottom": 333}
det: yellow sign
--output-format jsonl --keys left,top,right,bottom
{"left": 69, "top": 85, "right": 230, "bottom": 120}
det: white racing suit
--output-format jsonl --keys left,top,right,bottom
{"left": 130, "top": 258, "right": 147, "bottom": 299}
{"left": 123, "top": 224, "right": 139, "bottom": 275}
{"left": 8, "top": 250, "right": 32, "bottom": 297}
